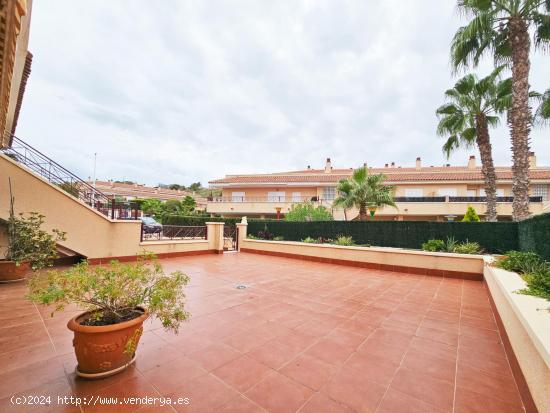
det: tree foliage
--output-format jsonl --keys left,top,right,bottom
{"left": 284, "top": 202, "right": 333, "bottom": 221}
{"left": 27, "top": 253, "right": 191, "bottom": 331}
{"left": 333, "top": 167, "right": 396, "bottom": 221}
{"left": 462, "top": 206, "right": 481, "bottom": 222}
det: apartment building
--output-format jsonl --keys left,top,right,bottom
{"left": 207, "top": 155, "right": 550, "bottom": 221}
{"left": 88, "top": 180, "right": 207, "bottom": 210}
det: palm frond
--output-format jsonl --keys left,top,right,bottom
{"left": 533, "top": 11, "right": 550, "bottom": 51}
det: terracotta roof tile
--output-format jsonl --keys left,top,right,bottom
{"left": 209, "top": 167, "right": 550, "bottom": 185}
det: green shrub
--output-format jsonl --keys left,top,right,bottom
{"left": 332, "top": 236, "right": 354, "bottom": 246}
{"left": 444, "top": 236, "right": 458, "bottom": 252}
{"left": 273, "top": 236, "right": 284, "bottom": 241}
{"left": 496, "top": 251, "right": 547, "bottom": 274}
{"left": 27, "top": 253, "right": 191, "bottom": 332}
{"left": 453, "top": 241, "right": 482, "bottom": 254}
{"left": 520, "top": 267, "right": 550, "bottom": 301}
{"left": 302, "top": 237, "right": 317, "bottom": 243}
{"left": 7, "top": 212, "right": 66, "bottom": 270}
{"left": 422, "top": 239, "right": 445, "bottom": 252}
{"left": 462, "top": 206, "right": 481, "bottom": 222}
{"left": 285, "top": 203, "right": 333, "bottom": 221}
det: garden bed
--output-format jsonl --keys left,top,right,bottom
{"left": 483, "top": 259, "right": 550, "bottom": 413}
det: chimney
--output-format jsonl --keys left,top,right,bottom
{"left": 384, "top": 163, "right": 388, "bottom": 168}
{"left": 529, "top": 151, "right": 537, "bottom": 168}
{"left": 324, "top": 158, "right": 332, "bottom": 173}
{"left": 307, "top": 165, "right": 311, "bottom": 170}
{"left": 468, "top": 155, "right": 476, "bottom": 169}
{"left": 391, "top": 162, "right": 395, "bottom": 168}
{"left": 363, "top": 162, "right": 367, "bottom": 168}
{"left": 415, "top": 157, "right": 421, "bottom": 170}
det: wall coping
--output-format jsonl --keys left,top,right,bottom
{"left": 205, "top": 222, "right": 225, "bottom": 225}
{"left": 140, "top": 239, "right": 209, "bottom": 246}
{"left": 243, "top": 238, "right": 486, "bottom": 260}
{"left": 484, "top": 257, "right": 550, "bottom": 369}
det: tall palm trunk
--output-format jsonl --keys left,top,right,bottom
{"left": 475, "top": 113, "right": 498, "bottom": 221}
{"left": 358, "top": 204, "right": 367, "bottom": 221}
{"left": 508, "top": 17, "right": 532, "bottom": 221}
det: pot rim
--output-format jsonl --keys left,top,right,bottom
{"left": 67, "top": 306, "right": 148, "bottom": 333}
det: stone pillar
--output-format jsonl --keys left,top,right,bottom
{"left": 236, "top": 222, "right": 248, "bottom": 251}
{"left": 206, "top": 222, "right": 224, "bottom": 254}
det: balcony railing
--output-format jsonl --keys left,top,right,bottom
{"left": 141, "top": 225, "right": 207, "bottom": 241}
{"left": 1, "top": 134, "right": 142, "bottom": 220}
{"left": 211, "top": 196, "right": 332, "bottom": 203}
{"left": 209, "top": 196, "right": 544, "bottom": 204}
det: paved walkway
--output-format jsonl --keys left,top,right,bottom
{"left": 0, "top": 253, "right": 524, "bottom": 412}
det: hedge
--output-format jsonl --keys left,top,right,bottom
{"left": 162, "top": 215, "right": 242, "bottom": 227}
{"left": 247, "top": 220, "right": 519, "bottom": 254}
{"left": 519, "top": 212, "right": 550, "bottom": 260}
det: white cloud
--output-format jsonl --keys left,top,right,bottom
{"left": 16, "top": 0, "right": 549, "bottom": 186}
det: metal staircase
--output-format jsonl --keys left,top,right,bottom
{"left": 1, "top": 134, "right": 139, "bottom": 220}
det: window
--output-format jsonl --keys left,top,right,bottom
{"left": 267, "top": 191, "right": 285, "bottom": 202}
{"left": 323, "top": 187, "right": 335, "bottom": 200}
{"left": 466, "top": 190, "right": 476, "bottom": 197}
{"left": 438, "top": 188, "right": 458, "bottom": 197}
{"left": 231, "top": 192, "right": 245, "bottom": 202}
{"left": 405, "top": 188, "right": 423, "bottom": 197}
{"left": 532, "top": 185, "right": 549, "bottom": 200}
{"left": 479, "top": 189, "right": 504, "bottom": 197}
{"left": 292, "top": 192, "right": 301, "bottom": 202}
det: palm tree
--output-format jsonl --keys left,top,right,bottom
{"left": 436, "top": 67, "right": 511, "bottom": 222}
{"left": 451, "top": 0, "right": 550, "bottom": 221}
{"left": 333, "top": 167, "right": 396, "bottom": 221}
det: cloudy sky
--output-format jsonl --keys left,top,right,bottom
{"left": 18, "top": 0, "right": 549, "bottom": 187}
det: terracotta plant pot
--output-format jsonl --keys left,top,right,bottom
{"left": 0, "top": 261, "right": 31, "bottom": 283}
{"left": 67, "top": 307, "right": 149, "bottom": 379}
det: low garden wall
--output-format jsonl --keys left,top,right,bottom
{"left": 240, "top": 239, "right": 484, "bottom": 280}
{"left": 483, "top": 260, "right": 550, "bottom": 413}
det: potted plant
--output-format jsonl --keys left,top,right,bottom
{"left": 0, "top": 184, "right": 66, "bottom": 282}
{"left": 27, "top": 253, "right": 190, "bottom": 379}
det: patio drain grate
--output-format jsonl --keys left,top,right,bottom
{"left": 235, "top": 284, "right": 248, "bottom": 290}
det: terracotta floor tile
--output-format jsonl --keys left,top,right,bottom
{"left": 304, "top": 337, "right": 355, "bottom": 366}
{"left": 279, "top": 354, "right": 336, "bottom": 390}
{"left": 377, "top": 388, "right": 449, "bottom": 413}
{"left": 390, "top": 367, "right": 455, "bottom": 411}
{"left": 298, "top": 392, "right": 355, "bottom": 413}
{"left": 212, "top": 355, "right": 272, "bottom": 392}
{"left": 245, "top": 371, "right": 313, "bottom": 413}
{"left": 83, "top": 375, "right": 159, "bottom": 413}
{"left": 324, "top": 365, "right": 386, "bottom": 413}
{"left": 223, "top": 330, "right": 273, "bottom": 353}
{"left": 456, "top": 363, "right": 522, "bottom": 408}
{"left": 141, "top": 355, "right": 207, "bottom": 395}
{"left": 454, "top": 386, "right": 524, "bottom": 413}
{"left": 273, "top": 331, "right": 319, "bottom": 353}
{"left": 246, "top": 340, "right": 299, "bottom": 370}
{"left": 217, "top": 395, "right": 265, "bottom": 413}
{"left": 344, "top": 351, "right": 399, "bottom": 387}
{"left": 415, "top": 325, "right": 459, "bottom": 347}
{"left": 0, "top": 254, "right": 526, "bottom": 413}
{"left": 188, "top": 343, "right": 242, "bottom": 371}
{"left": 400, "top": 348, "right": 456, "bottom": 383}
{"left": 170, "top": 374, "right": 240, "bottom": 413}
{"left": 357, "top": 337, "right": 408, "bottom": 365}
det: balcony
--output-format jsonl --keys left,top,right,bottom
{"left": 206, "top": 196, "right": 547, "bottom": 217}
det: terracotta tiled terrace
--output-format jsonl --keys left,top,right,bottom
{"left": 0, "top": 253, "right": 525, "bottom": 412}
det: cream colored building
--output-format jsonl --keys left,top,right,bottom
{"left": 208, "top": 155, "right": 550, "bottom": 221}
{"left": 88, "top": 180, "right": 207, "bottom": 210}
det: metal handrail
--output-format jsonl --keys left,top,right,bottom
{"left": 1, "top": 134, "right": 139, "bottom": 219}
